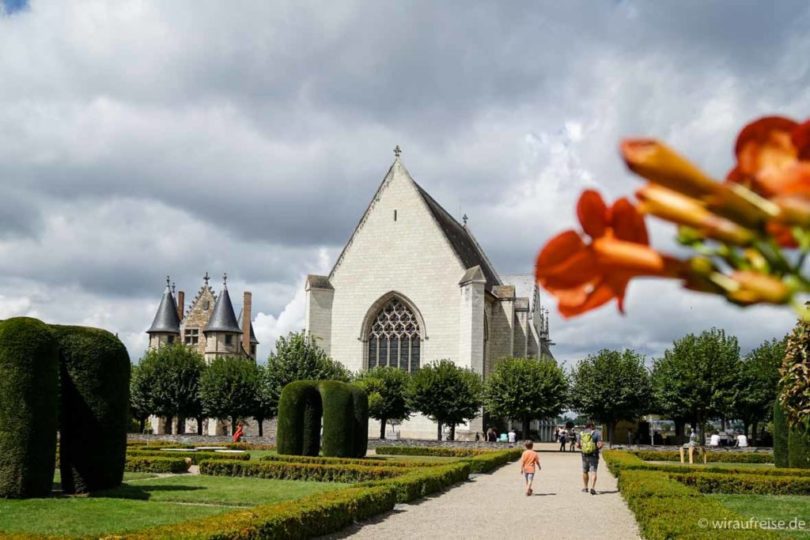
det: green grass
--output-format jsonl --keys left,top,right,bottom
{"left": 53, "top": 470, "right": 157, "bottom": 487}
{"left": 0, "top": 475, "right": 345, "bottom": 537}
{"left": 374, "top": 454, "right": 459, "bottom": 463}
{"left": 709, "top": 494, "right": 810, "bottom": 539}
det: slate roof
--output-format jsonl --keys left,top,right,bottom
{"left": 414, "top": 183, "right": 501, "bottom": 290}
{"left": 147, "top": 286, "right": 181, "bottom": 334}
{"left": 204, "top": 288, "right": 242, "bottom": 334}
{"left": 501, "top": 274, "right": 539, "bottom": 312}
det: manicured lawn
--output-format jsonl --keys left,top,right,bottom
{"left": 53, "top": 470, "right": 157, "bottom": 485}
{"left": 709, "top": 494, "right": 810, "bottom": 539}
{"left": 0, "top": 475, "right": 345, "bottom": 537}
{"left": 375, "top": 454, "right": 460, "bottom": 463}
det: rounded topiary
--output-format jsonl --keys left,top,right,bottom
{"left": 0, "top": 317, "right": 59, "bottom": 498}
{"left": 319, "top": 381, "right": 356, "bottom": 458}
{"left": 788, "top": 425, "right": 810, "bottom": 469}
{"left": 349, "top": 385, "right": 369, "bottom": 458}
{"left": 277, "top": 381, "right": 322, "bottom": 456}
{"left": 774, "top": 399, "right": 789, "bottom": 468}
{"left": 51, "top": 325, "right": 130, "bottom": 493}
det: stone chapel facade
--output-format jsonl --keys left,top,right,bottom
{"left": 305, "top": 152, "right": 555, "bottom": 440}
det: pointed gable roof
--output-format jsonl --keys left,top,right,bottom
{"left": 147, "top": 285, "right": 181, "bottom": 334}
{"left": 329, "top": 153, "right": 502, "bottom": 290}
{"left": 204, "top": 287, "right": 242, "bottom": 334}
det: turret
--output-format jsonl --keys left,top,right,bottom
{"left": 147, "top": 276, "right": 181, "bottom": 349}
{"left": 203, "top": 274, "right": 242, "bottom": 360}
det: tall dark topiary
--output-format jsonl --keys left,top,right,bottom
{"left": 277, "top": 381, "right": 322, "bottom": 456}
{"left": 789, "top": 425, "right": 810, "bottom": 469}
{"left": 773, "top": 400, "right": 789, "bottom": 468}
{"left": 350, "top": 385, "right": 369, "bottom": 458}
{"left": 320, "top": 381, "right": 355, "bottom": 458}
{"left": 51, "top": 325, "right": 130, "bottom": 493}
{"left": 0, "top": 317, "right": 59, "bottom": 498}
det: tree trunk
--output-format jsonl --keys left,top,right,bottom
{"left": 139, "top": 417, "right": 146, "bottom": 433}
{"left": 231, "top": 416, "right": 237, "bottom": 435}
{"left": 673, "top": 420, "right": 685, "bottom": 445}
{"left": 177, "top": 416, "right": 186, "bottom": 435}
{"left": 450, "top": 424, "right": 456, "bottom": 441}
{"left": 522, "top": 417, "right": 531, "bottom": 441}
{"left": 165, "top": 416, "right": 174, "bottom": 435}
{"left": 752, "top": 421, "right": 758, "bottom": 445}
{"left": 721, "top": 417, "right": 727, "bottom": 431}
{"left": 608, "top": 420, "right": 616, "bottom": 448}
{"left": 380, "top": 418, "right": 387, "bottom": 440}
{"left": 437, "top": 422, "right": 442, "bottom": 441}
{"left": 196, "top": 416, "right": 204, "bottom": 435}
{"left": 258, "top": 418, "right": 264, "bottom": 437}
{"left": 743, "top": 421, "right": 750, "bottom": 441}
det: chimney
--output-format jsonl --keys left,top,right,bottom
{"left": 177, "top": 290, "right": 185, "bottom": 321}
{"left": 242, "top": 291, "right": 252, "bottom": 357}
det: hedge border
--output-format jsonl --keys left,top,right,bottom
{"left": 603, "top": 450, "right": 810, "bottom": 478}
{"left": 375, "top": 446, "right": 490, "bottom": 458}
{"left": 199, "top": 459, "right": 405, "bottom": 483}
{"left": 127, "top": 449, "right": 251, "bottom": 465}
{"left": 259, "top": 454, "right": 441, "bottom": 468}
{"left": 630, "top": 449, "right": 774, "bottom": 464}
{"left": 125, "top": 457, "right": 190, "bottom": 474}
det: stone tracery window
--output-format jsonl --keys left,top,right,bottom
{"left": 367, "top": 298, "right": 421, "bottom": 372}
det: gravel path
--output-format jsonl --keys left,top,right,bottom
{"left": 325, "top": 450, "right": 640, "bottom": 540}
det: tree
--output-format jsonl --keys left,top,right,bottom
{"left": 780, "top": 317, "right": 810, "bottom": 430}
{"left": 355, "top": 366, "right": 412, "bottom": 439}
{"left": 136, "top": 344, "right": 206, "bottom": 434}
{"left": 253, "top": 363, "right": 275, "bottom": 437}
{"left": 733, "top": 338, "right": 785, "bottom": 442}
{"left": 408, "top": 359, "right": 483, "bottom": 441}
{"left": 570, "top": 349, "right": 652, "bottom": 446}
{"left": 651, "top": 328, "right": 739, "bottom": 443}
{"left": 263, "top": 332, "right": 351, "bottom": 418}
{"left": 483, "top": 357, "right": 567, "bottom": 438}
{"left": 129, "top": 362, "right": 152, "bottom": 433}
{"left": 199, "top": 357, "right": 260, "bottom": 434}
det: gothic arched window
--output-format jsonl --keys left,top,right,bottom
{"left": 367, "top": 298, "right": 421, "bottom": 372}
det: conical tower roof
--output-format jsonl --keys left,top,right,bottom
{"left": 147, "top": 281, "right": 181, "bottom": 334}
{"left": 204, "top": 285, "right": 242, "bottom": 334}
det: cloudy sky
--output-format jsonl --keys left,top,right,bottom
{"left": 1, "top": 1, "right": 807, "bottom": 366}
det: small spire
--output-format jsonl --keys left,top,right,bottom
{"left": 203, "top": 272, "right": 210, "bottom": 287}
{"left": 393, "top": 145, "right": 402, "bottom": 158}
{"left": 171, "top": 282, "right": 176, "bottom": 295}
{"left": 165, "top": 275, "right": 171, "bottom": 288}
{"left": 223, "top": 272, "right": 228, "bottom": 289}
{"left": 462, "top": 214, "right": 468, "bottom": 226}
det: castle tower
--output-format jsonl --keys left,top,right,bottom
{"left": 203, "top": 275, "right": 243, "bottom": 361}
{"left": 146, "top": 276, "right": 181, "bottom": 349}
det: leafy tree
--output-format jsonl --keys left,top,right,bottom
{"left": 355, "top": 366, "right": 412, "bottom": 439}
{"left": 733, "top": 338, "right": 785, "bottom": 442}
{"left": 129, "top": 362, "right": 152, "bottom": 433}
{"left": 253, "top": 363, "right": 275, "bottom": 437}
{"left": 136, "top": 345, "right": 206, "bottom": 434}
{"left": 570, "top": 349, "right": 652, "bottom": 446}
{"left": 199, "top": 357, "right": 260, "bottom": 434}
{"left": 780, "top": 317, "right": 810, "bottom": 430}
{"left": 408, "top": 359, "right": 483, "bottom": 441}
{"left": 651, "top": 328, "right": 739, "bottom": 443}
{"left": 483, "top": 357, "right": 567, "bottom": 438}
{"left": 263, "top": 332, "right": 351, "bottom": 417}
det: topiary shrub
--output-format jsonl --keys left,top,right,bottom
{"left": 51, "top": 325, "right": 130, "bottom": 493}
{"left": 774, "top": 399, "right": 789, "bottom": 468}
{"left": 788, "top": 425, "right": 810, "bottom": 469}
{"left": 277, "top": 380, "right": 368, "bottom": 458}
{"left": 0, "top": 317, "right": 59, "bottom": 498}
{"left": 350, "top": 384, "right": 369, "bottom": 458}
{"left": 277, "top": 381, "right": 322, "bottom": 456}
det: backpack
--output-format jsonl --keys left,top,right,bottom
{"left": 580, "top": 431, "right": 597, "bottom": 455}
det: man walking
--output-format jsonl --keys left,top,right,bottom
{"left": 577, "top": 422, "right": 604, "bottom": 495}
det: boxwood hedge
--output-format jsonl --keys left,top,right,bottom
{"left": 773, "top": 399, "right": 789, "bottom": 468}
{"left": 788, "top": 425, "right": 810, "bottom": 469}
{"left": 51, "top": 325, "right": 130, "bottom": 494}
{"left": 125, "top": 456, "right": 190, "bottom": 474}
{"left": 630, "top": 449, "right": 773, "bottom": 464}
{"left": 277, "top": 381, "right": 322, "bottom": 456}
{"left": 0, "top": 317, "right": 59, "bottom": 498}
{"left": 200, "top": 459, "right": 404, "bottom": 483}
{"left": 127, "top": 449, "right": 251, "bottom": 464}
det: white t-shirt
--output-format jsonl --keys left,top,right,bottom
{"left": 508, "top": 431, "right": 516, "bottom": 443}
{"left": 709, "top": 434, "right": 720, "bottom": 446}
{"left": 737, "top": 434, "right": 749, "bottom": 447}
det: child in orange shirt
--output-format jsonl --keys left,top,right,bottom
{"left": 519, "top": 440, "right": 541, "bottom": 496}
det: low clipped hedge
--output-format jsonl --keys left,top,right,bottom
{"left": 630, "top": 449, "right": 773, "bottom": 464}
{"left": 671, "top": 470, "right": 810, "bottom": 495}
{"left": 259, "top": 454, "right": 437, "bottom": 469}
{"left": 463, "top": 449, "right": 522, "bottom": 473}
{"left": 128, "top": 484, "right": 397, "bottom": 540}
{"left": 0, "top": 317, "right": 59, "bottom": 498}
{"left": 125, "top": 456, "right": 189, "bottom": 473}
{"left": 617, "top": 469, "right": 780, "bottom": 539}
{"left": 225, "top": 442, "right": 276, "bottom": 451}
{"left": 127, "top": 449, "right": 251, "bottom": 464}
{"left": 364, "top": 462, "right": 471, "bottom": 503}
{"left": 603, "top": 450, "right": 810, "bottom": 478}
{"left": 52, "top": 325, "right": 130, "bottom": 494}
{"left": 375, "top": 446, "right": 489, "bottom": 458}
{"left": 200, "top": 459, "right": 404, "bottom": 483}
{"left": 127, "top": 440, "right": 196, "bottom": 448}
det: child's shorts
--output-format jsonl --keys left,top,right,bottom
{"left": 523, "top": 472, "right": 534, "bottom": 481}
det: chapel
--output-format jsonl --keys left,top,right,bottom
{"left": 305, "top": 149, "right": 555, "bottom": 439}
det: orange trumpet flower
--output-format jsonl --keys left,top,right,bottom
{"left": 536, "top": 190, "right": 685, "bottom": 317}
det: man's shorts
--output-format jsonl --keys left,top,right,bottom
{"left": 581, "top": 453, "right": 599, "bottom": 473}
{"left": 523, "top": 472, "right": 534, "bottom": 482}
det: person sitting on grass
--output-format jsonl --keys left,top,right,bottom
{"left": 576, "top": 422, "right": 604, "bottom": 495}
{"left": 519, "top": 440, "right": 541, "bottom": 496}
